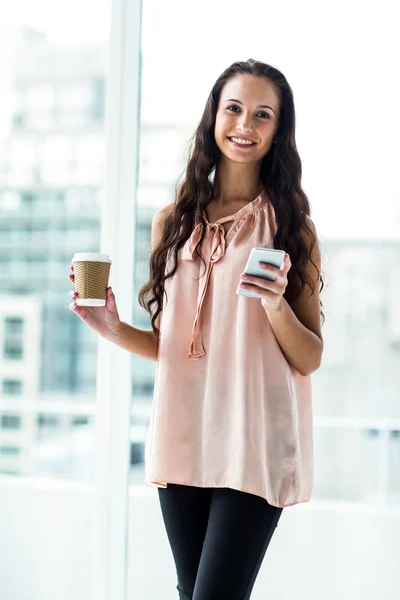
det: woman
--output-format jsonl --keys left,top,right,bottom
{"left": 69, "top": 59, "right": 324, "bottom": 599}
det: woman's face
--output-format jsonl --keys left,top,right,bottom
{"left": 214, "top": 73, "right": 280, "bottom": 165}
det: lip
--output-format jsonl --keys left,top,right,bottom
{"left": 227, "top": 136, "right": 257, "bottom": 149}
{"left": 228, "top": 135, "right": 256, "bottom": 143}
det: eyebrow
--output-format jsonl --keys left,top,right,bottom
{"left": 224, "top": 98, "right": 276, "bottom": 115}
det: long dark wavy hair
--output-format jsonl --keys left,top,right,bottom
{"left": 139, "top": 59, "right": 324, "bottom": 338}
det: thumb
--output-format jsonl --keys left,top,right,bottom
{"left": 107, "top": 286, "right": 116, "bottom": 305}
{"left": 283, "top": 253, "right": 292, "bottom": 273}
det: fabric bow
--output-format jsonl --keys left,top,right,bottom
{"left": 181, "top": 221, "right": 227, "bottom": 359}
{"left": 182, "top": 222, "right": 226, "bottom": 263}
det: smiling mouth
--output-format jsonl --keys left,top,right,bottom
{"left": 227, "top": 136, "right": 256, "bottom": 148}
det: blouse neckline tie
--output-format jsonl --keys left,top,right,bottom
{"left": 181, "top": 191, "right": 269, "bottom": 360}
{"left": 182, "top": 220, "right": 231, "bottom": 359}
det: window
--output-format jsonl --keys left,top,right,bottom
{"left": 4, "top": 317, "right": 24, "bottom": 336}
{"left": 0, "top": 4, "right": 111, "bottom": 600}
{"left": 3, "top": 343, "right": 23, "bottom": 360}
{"left": 37, "top": 414, "right": 60, "bottom": 428}
{"left": 21, "top": 191, "right": 37, "bottom": 205}
{"left": 1, "top": 415, "right": 21, "bottom": 429}
{"left": 71, "top": 416, "right": 89, "bottom": 426}
{"left": 2, "top": 380, "right": 22, "bottom": 395}
{"left": 0, "top": 446, "right": 21, "bottom": 456}
{"left": 3, "top": 317, "right": 24, "bottom": 360}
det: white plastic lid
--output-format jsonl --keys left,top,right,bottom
{"left": 72, "top": 252, "right": 112, "bottom": 263}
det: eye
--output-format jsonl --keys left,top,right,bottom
{"left": 257, "top": 111, "right": 271, "bottom": 119}
{"left": 226, "top": 105, "right": 271, "bottom": 119}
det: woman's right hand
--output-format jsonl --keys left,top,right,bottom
{"left": 68, "top": 265, "right": 122, "bottom": 338}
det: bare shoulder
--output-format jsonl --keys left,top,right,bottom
{"left": 151, "top": 202, "right": 175, "bottom": 250}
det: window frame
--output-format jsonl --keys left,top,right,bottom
{"left": 90, "top": 0, "right": 142, "bottom": 599}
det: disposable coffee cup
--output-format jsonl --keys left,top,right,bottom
{"left": 71, "top": 252, "right": 112, "bottom": 307}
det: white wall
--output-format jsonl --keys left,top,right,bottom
{"left": 1, "top": 477, "right": 400, "bottom": 600}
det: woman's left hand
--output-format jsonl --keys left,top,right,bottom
{"left": 239, "top": 253, "right": 292, "bottom": 311}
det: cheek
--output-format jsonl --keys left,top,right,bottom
{"left": 214, "top": 125, "right": 227, "bottom": 150}
{"left": 215, "top": 113, "right": 231, "bottom": 138}
{"left": 259, "top": 124, "right": 276, "bottom": 145}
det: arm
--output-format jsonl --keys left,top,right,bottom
{"left": 106, "top": 202, "right": 175, "bottom": 361}
{"left": 106, "top": 322, "right": 159, "bottom": 361}
{"left": 263, "top": 295, "right": 323, "bottom": 377}
{"left": 240, "top": 216, "right": 323, "bottom": 376}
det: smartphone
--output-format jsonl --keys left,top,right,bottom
{"left": 236, "top": 247, "right": 286, "bottom": 299}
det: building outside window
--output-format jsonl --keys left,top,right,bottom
{"left": 1, "top": 415, "right": 21, "bottom": 429}
{"left": 3, "top": 317, "right": 24, "bottom": 360}
{"left": 2, "top": 379, "right": 23, "bottom": 395}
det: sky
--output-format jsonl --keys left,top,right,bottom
{"left": 0, "top": 0, "right": 399, "bottom": 239}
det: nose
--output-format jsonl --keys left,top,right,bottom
{"left": 237, "top": 114, "right": 253, "bottom": 134}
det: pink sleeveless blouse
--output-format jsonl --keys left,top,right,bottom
{"left": 144, "top": 190, "right": 314, "bottom": 508}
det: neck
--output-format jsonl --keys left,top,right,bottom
{"left": 213, "top": 158, "right": 263, "bottom": 205}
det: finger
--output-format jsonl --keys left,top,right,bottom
{"left": 69, "top": 274, "right": 75, "bottom": 282}
{"left": 241, "top": 273, "right": 283, "bottom": 291}
{"left": 69, "top": 290, "right": 77, "bottom": 300}
{"left": 69, "top": 301, "right": 79, "bottom": 312}
{"left": 239, "top": 283, "right": 277, "bottom": 300}
{"left": 259, "top": 254, "right": 291, "bottom": 276}
{"left": 280, "top": 253, "right": 291, "bottom": 273}
{"left": 239, "top": 281, "right": 281, "bottom": 295}
{"left": 258, "top": 262, "right": 279, "bottom": 278}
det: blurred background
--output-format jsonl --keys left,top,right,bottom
{"left": 0, "top": 0, "right": 399, "bottom": 598}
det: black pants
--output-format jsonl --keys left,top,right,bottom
{"left": 158, "top": 483, "right": 283, "bottom": 600}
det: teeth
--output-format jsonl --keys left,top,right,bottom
{"left": 230, "top": 137, "right": 254, "bottom": 146}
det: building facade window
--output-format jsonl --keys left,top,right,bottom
{"left": 3, "top": 317, "right": 24, "bottom": 360}
{"left": 4, "top": 317, "right": 23, "bottom": 334}
{"left": 2, "top": 380, "right": 23, "bottom": 395}
{"left": 1, "top": 414, "right": 21, "bottom": 429}
{"left": 0, "top": 446, "right": 21, "bottom": 456}
{"left": 37, "top": 414, "right": 60, "bottom": 428}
